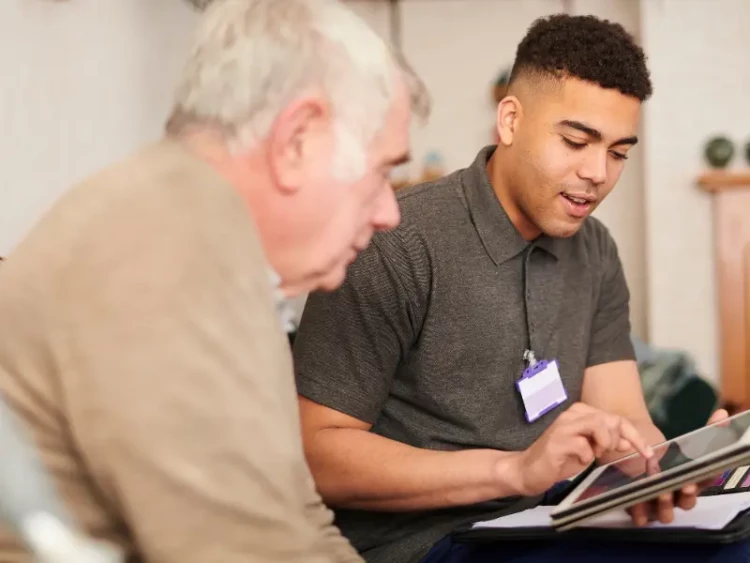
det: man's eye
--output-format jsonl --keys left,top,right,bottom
{"left": 562, "top": 137, "right": 586, "bottom": 149}
{"left": 610, "top": 151, "right": 629, "bottom": 161}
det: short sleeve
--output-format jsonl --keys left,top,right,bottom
{"left": 586, "top": 228, "right": 636, "bottom": 367}
{"left": 293, "top": 227, "right": 431, "bottom": 425}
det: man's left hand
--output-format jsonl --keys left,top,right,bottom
{"left": 628, "top": 408, "right": 729, "bottom": 526}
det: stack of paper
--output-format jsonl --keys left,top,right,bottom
{"left": 472, "top": 492, "right": 750, "bottom": 531}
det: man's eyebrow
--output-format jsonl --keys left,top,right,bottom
{"left": 613, "top": 135, "right": 639, "bottom": 147}
{"left": 558, "top": 120, "right": 602, "bottom": 141}
{"left": 558, "top": 120, "right": 639, "bottom": 146}
{"left": 388, "top": 152, "right": 411, "bottom": 167}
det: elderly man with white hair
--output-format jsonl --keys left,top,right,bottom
{"left": 0, "top": 0, "right": 429, "bottom": 561}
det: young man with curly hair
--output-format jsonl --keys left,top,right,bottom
{"left": 292, "top": 13, "right": 744, "bottom": 563}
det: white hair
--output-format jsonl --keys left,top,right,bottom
{"left": 167, "top": 0, "right": 429, "bottom": 180}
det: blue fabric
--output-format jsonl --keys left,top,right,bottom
{"left": 540, "top": 481, "right": 573, "bottom": 506}
{"left": 420, "top": 534, "right": 750, "bottom": 563}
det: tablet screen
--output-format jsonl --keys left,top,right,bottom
{"left": 570, "top": 413, "right": 750, "bottom": 506}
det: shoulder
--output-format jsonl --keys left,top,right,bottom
{"left": 343, "top": 175, "right": 467, "bottom": 298}
{"left": 22, "top": 140, "right": 269, "bottom": 303}
{"left": 357, "top": 176, "right": 461, "bottom": 288}
{"left": 78, "top": 140, "right": 259, "bottom": 255}
{"left": 396, "top": 169, "right": 468, "bottom": 229}
{"left": 372, "top": 170, "right": 468, "bottom": 255}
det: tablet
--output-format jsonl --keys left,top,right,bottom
{"left": 550, "top": 409, "right": 750, "bottom": 530}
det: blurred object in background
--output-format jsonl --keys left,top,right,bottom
{"left": 390, "top": 151, "right": 445, "bottom": 190}
{"left": 391, "top": 161, "right": 412, "bottom": 191}
{"left": 0, "top": 397, "right": 122, "bottom": 563}
{"left": 632, "top": 335, "right": 719, "bottom": 440}
{"left": 704, "top": 135, "right": 735, "bottom": 169}
{"left": 491, "top": 67, "right": 511, "bottom": 105}
{"left": 419, "top": 151, "right": 444, "bottom": 183}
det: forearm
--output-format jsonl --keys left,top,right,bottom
{"left": 306, "top": 428, "right": 525, "bottom": 511}
{"left": 583, "top": 361, "right": 666, "bottom": 464}
{"left": 630, "top": 417, "right": 666, "bottom": 446}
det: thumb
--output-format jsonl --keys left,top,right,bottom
{"left": 708, "top": 409, "right": 729, "bottom": 426}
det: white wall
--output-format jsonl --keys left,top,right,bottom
{"left": 0, "top": 0, "right": 198, "bottom": 254}
{"left": 640, "top": 0, "right": 750, "bottom": 383}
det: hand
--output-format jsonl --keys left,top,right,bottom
{"left": 628, "top": 408, "right": 729, "bottom": 526}
{"left": 515, "top": 402, "right": 653, "bottom": 497}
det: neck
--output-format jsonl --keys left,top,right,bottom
{"left": 174, "top": 132, "right": 310, "bottom": 297}
{"left": 487, "top": 149, "right": 541, "bottom": 241}
{"left": 175, "top": 131, "right": 258, "bottom": 196}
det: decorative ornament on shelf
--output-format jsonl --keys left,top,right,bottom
{"left": 391, "top": 162, "right": 411, "bottom": 192}
{"left": 389, "top": 151, "right": 446, "bottom": 191}
{"left": 420, "top": 151, "right": 445, "bottom": 183}
{"left": 703, "top": 135, "right": 735, "bottom": 169}
{"left": 491, "top": 67, "right": 512, "bottom": 105}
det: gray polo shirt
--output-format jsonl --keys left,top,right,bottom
{"left": 293, "top": 146, "right": 635, "bottom": 563}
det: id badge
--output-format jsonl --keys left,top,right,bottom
{"left": 516, "top": 358, "right": 567, "bottom": 423}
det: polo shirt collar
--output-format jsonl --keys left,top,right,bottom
{"left": 268, "top": 269, "right": 298, "bottom": 334}
{"left": 460, "top": 145, "right": 561, "bottom": 265}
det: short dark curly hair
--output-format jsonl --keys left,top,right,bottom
{"left": 509, "top": 14, "right": 652, "bottom": 101}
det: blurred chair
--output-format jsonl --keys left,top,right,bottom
{"left": 632, "top": 336, "right": 719, "bottom": 440}
{"left": 0, "top": 395, "right": 122, "bottom": 562}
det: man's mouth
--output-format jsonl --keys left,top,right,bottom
{"left": 560, "top": 192, "right": 596, "bottom": 219}
{"left": 561, "top": 193, "right": 595, "bottom": 205}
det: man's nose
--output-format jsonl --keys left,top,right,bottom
{"left": 578, "top": 152, "right": 608, "bottom": 186}
{"left": 372, "top": 186, "right": 401, "bottom": 231}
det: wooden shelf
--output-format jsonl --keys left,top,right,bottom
{"left": 697, "top": 170, "right": 750, "bottom": 192}
{"left": 700, "top": 168, "right": 750, "bottom": 409}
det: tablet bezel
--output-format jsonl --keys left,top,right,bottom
{"left": 551, "top": 410, "right": 750, "bottom": 523}
{"left": 551, "top": 447, "right": 750, "bottom": 531}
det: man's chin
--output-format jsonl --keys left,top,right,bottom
{"left": 315, "top": 265, "right": 348, "bottom": 292}
{"left": 542, "top": 217, "right": 587, "bottom": 239}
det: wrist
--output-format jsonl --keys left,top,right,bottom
{"left": 491, "top": 450, "right": 530, "bottom": 497}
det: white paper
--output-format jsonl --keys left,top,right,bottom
{"left": 471, "top": 492, "right": 750, "bottom": 531}
{"left": 472, "top": 506, "right": 554, "bottom": 529}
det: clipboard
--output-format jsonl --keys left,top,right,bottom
{"left": 452, "top": 506, "right": 750, "bottom": 545}
{"left": 546, "top": 410, "right": 750, "bottom": 530}
{"left": 453, "top": 465, "right": 750, "bottom": 547}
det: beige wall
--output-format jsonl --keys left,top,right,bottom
{"left": 0, "top": 0, "right": 198, "bottom": 254}
{"left": 640, "top": 0, "right": 750, "bottom": 383}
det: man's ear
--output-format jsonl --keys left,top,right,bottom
{"left": 496, "top": 96, "right": 522, "bottom": 147}
{"left": 267, "top": 96, "right": 329, "bottom": 194}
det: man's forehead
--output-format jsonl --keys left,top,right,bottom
{"left": 372, "top": 123, "right": 410, "bottom": 166}
{"left": 558, "top": 78, "right": 641, "bottom": 115}
{"left": 550, "top": 79, "right": 641, "bottom": 138}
